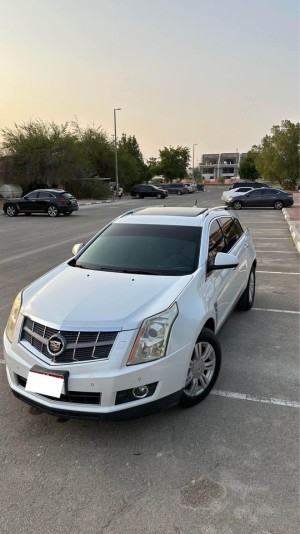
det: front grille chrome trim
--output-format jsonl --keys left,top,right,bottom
{"left": 20, "top": 317, "right": 119, "bottom": 364}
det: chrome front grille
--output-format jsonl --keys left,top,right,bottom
{"left": 21, "top": 317, "right": 118, "bottom": 364}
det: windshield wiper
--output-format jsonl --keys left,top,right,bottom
{"left": 96, "top": 267, "right": 161, "bottom": 275}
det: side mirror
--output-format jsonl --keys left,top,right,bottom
{"left": 208, "top": 252, "right": 239, "bottom": 272}
{"left": 72, "top": 243, "right": 84, "bottom": 256}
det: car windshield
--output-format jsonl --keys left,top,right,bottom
{"left": 72, "top": 223, "right": 201, "bottom": 276}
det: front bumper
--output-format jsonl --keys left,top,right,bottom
{"left": 4, "top": 329, "right": 191, "bottom": 420}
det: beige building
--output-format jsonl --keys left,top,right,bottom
{"left": 199, "top": 153, "right": 247, "bottom": 183}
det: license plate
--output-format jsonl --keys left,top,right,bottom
{"left": 26, "top": 367, "right": 67, "bottom": 398}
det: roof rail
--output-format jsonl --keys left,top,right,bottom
{"left": 117, "top": 205, "right": 166, "bottom": 219}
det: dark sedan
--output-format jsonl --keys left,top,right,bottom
{"left": 3, "top": 189, "right": 79, "bottom": 217}
{"left": 225, "top": 188, "right": 294, "bottom": 210}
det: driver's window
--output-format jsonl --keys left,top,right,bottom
{"left": 208, "top": 220, "right": 226, "bottom": 266}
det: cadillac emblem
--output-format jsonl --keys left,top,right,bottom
{"left": 47, "top": 334, "right": 67, "bottom": 359}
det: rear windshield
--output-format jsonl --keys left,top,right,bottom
{"left": 72, "top": 223, "right": 201, "bottom": 276}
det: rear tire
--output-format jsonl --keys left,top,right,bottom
{"left": 179, "top": 328, "right": 221, "bottom": 408}
{"left": 274, "top": 200, "right": 283, "bottom": 210}
{"left": 233, "top": 200, "right": 243, "bottom": 210}
{"left": 6, "top": 204, "right": 18, "bottom": 217}
{"left": 236, "top": 266, "right": 255, "bottom": 311}
{"left": 47, "top": 205, "right": 60, "bottom": 217}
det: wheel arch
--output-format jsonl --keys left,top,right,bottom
{"left": 202, "top": 317, "right": 215, "bottom": 333}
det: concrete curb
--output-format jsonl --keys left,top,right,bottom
{"left": 78, "top": 200, "right": 113, "bottom": 206}
{"left": 282, "top": 208, "right": 300, "bottom": 254}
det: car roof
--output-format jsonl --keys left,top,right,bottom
{"left": 114, "top": 206, "right": 233, "bottom": 227}
{"left": 32, "top": 189, "right": 65, "bottom": 193}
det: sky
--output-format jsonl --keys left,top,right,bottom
{"left": 0, "top": 0, "right": 299, "bottom": 163}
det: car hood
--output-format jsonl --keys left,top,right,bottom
{"left": 22, "top": 263, "right": 194, "bottom": 330}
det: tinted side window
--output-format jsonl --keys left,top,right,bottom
{"left": 219, "top": 217, "right": 243, "bottom": 251}
{"left": 208, "top": 220, "right": 226, "bottom": 265}
{"left": 38, "top": 192, "right": 54, "bottom": 198}
{"left": 25, "top": 192, "right": 39, "bottom": 199}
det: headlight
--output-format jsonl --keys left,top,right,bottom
{"left": 127, "top": 302, "right": 178, "bottom": 365}
{"left": 6, "top": 292, "right": 22, "bottom": 343}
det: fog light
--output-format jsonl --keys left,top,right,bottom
{"left": 132, "top": 386, "right": 149, "bottom": 399}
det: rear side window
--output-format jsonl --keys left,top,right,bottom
{"left": 208, "top": 220, "right": 226, "bottom": 265}
{"left": 59, "top": 192, "right": 73, "bottom": 199}
{"left": 219, "top": 217, "right": 243, "bottom": 251}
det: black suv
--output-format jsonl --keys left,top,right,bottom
{"left": 3, "top": 189, "right": 79, "bottom": 217}
{"left": 230, "top": 182, "right": 269, "bottom": 190}
{"left": 164, "top": 183, "right": 189, "bottom": 195}
{"left": 131, "top": 184, "right": 168, "bottom": 199}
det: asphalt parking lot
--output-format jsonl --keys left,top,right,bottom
{"left": 0, "top": 187, "right": 299, "bottom": 534}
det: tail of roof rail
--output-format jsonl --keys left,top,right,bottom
{"left": 204, "top": 206, "right": 229, "bottom": 217}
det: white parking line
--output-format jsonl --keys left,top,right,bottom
{"left": 257, "top": 270, "right": 299, "bottom": 275}
{"left": 252, "top": 307, "right": 299, "bottom": 314}
{"left": 211, "top": 390, "right": 300, "bottom": 408}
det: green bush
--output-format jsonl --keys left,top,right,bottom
{"left": 65, "top": 180, "right": 110, "bottom": 199}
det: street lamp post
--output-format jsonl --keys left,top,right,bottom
{"left": 114, "top": 108, "right": 121, "bottom": 200}
{"left": 192, "top": 144, "right": 197, "bottom": 181}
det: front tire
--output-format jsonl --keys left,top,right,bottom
{"left": 233, "top": 200, "right": 243, "bottom": 210}
{"left": 236, "top": 266, "right": 255, "bottom": 311}
{"left": 6, "top": 204, "right": 18, "bottom": 217}
{"left": 47, "top": 205, "right": 59, "bottom": 217}
{"left": 274, "top": 200, "right": 283, "bottom": 210}
{"left": 179, "top": 328, "right": 221, "bottom": 408}
{"left": 177, "top": 190, "right": 182, "bottom": 195}
{"left": 134, "top": 194, "right": 141, "bottom": 199}
{"left": 157, "top": 193, "right": 163, "bottom": 199}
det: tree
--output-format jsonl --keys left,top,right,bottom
{"left": 239, "top": 153, "right": 259, "bottom": 181}
{"left": 0, "top": 120, "right": 88, "bottom": 188}
{"left": 159, "top": 146, "right": 190, "bottom": 182}
{"left": 251, "top": 120, "right": 299, "bottom": 188}
{"left": 118, "top": 134, "right": 147, "bottom": 186}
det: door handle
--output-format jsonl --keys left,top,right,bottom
{"left": 244, "top": 243, "right": 249, "bottom": 248}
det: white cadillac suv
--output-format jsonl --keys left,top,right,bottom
{"left": 4, "top": 206, "right": 256, "bottom": 420}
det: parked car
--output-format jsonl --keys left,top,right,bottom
{"left": 131, "top": 184, "right": 168, "bottom": 199}
{"left": 4, "top": 205, "right": 256, "bottom": 420}
{"left": 225, "top": 188, "right": 294, "bottom": 210}
{"left": 197, "top": 184, "right": 205, "bottom": 191}
{"left": 183, "top": 182, "right": 197, "bottom": 193}
{"left": 3, "top": 189, "right": 79, "bottom": 217}
{"left": 221, "top": 186, "right": 254, "bottom": 202}
{"left": 164, "top": 183, "right": 189, "bottom": 195}
{"left": 229, "top": 182, "right": 269, "bottom": 190}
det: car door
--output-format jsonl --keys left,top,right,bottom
{"left": 219, "top": 216, "right": 248, "bottom": 304}
{"left": 244, "top": 189, "right": 263, "bottom": 207}
{"left": 261, "top": 188, "right": 278, "bottom": 207}
{"left": 37, "top": 191, "right": 56, "bottom": 211}
{"left": 21, "top": 191, "right": 39, "bottom": 212}
{"left": 205, "top": 219, "right": 233, "bottom": 328}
